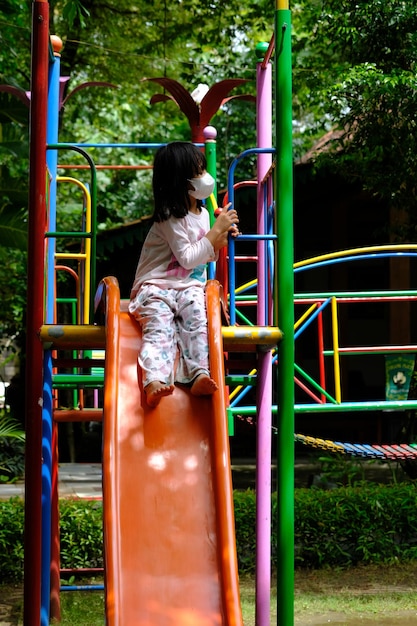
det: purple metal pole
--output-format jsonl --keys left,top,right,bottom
{"left": 256, "top": 350, "right": 273, "bottom": 626}
{"left": 256, "top": 42, "right": 273, "bottom": 324}
{"left": 255, "top": 42, "right": 273, "bottom": 626}
{"left": 24, "top": 2, "right": 49, "bottom": 624}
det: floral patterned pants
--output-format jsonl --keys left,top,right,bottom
{"left": 128, "top": 284, "right": 210, "bottom": 387}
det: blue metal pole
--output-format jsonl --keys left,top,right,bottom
{"left": 45, "top": 37, "right": 61, "bottom": 322}
{"left": 40, "top": 36, "right": 62, "bottom": 626}
{"left": 41, "top": 351, "right": 53, "bottom": 626}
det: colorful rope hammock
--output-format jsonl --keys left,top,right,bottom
{"left": 295, "top": 433, "right": 417, "bottom": 460}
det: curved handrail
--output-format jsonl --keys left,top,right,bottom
{"left": 295, "top": 244, "right": 417, "bottom": 270}
{"left": 54, "top": 176, "right": 92, "bottom": 322}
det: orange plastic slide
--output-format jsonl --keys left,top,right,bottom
{"left": 101, "top": 279, "right": 243, "bottom": 626}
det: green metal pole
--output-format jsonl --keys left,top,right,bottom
{"left": 204, "top": 125, "right": 218, "bottom": 226}
{"left": 204, "top": 126, "right": 217, "bottom": 196}
{"left": 275, "top": 1, "right": 295, "bottom": 625}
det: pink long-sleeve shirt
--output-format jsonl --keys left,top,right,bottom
{"left": 130, "top": 208, "right": 216, "bottom": 299}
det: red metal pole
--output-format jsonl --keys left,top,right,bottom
{"left": 24, "top": 2, "right": 49, "bottom": 624}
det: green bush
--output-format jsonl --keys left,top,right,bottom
{"left": 59, "top": 499, "right": 103, "bottom": 570}
{"left": 0, "top": 497, "right": 24, "bottom": 582}
{"left": 233, "top": 489, "right": 256, "bottom": 572}
{"left": 294, "top": 484, "right": 417, "bottom": 568}
{"left": 0, "top": 439, "right": 25, "bottom": 483}
{"left": 0, "top": 414, "right": 25, "bottom": 483}
{"left": 1, "top": 484, "right": 417, "bottom": 582}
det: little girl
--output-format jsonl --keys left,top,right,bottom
{"left": 128, "top": 141, "right": 239, "bottom": 407}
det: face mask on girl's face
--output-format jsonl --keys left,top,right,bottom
{"left": 188, "top": 172, "right": 215, "bottom": 200}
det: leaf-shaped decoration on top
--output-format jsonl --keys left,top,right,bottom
{"left": 149, "top": 94, "right": 176, "bottom": 106}
{"left": 0, "top": 85, "right": 30, "bottom": 108}
{"left": 0, "top": 207, "right": 27, "bottom": 251}
{"left": 221, "top": 94, "right": 256, "bottom": 106}
{"left": 199, "top": 79, "right": 250, "bottom": 128}
{"left": 145, "top": 77, "right": 200, "bottom": 128}
{"left": 62, "top": 81, "right": 118, "bottom": 108}
{"left": 0, "top": 80, "right": 117, "bottom": 113}
{"left": 145, "top": 77, "right": 253, "bottom": 142}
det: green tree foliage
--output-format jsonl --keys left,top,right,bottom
{"left": 3, "top": 0, "right": 417, "bottom": 349}
{"left": 0, "top": 1, "right": 31, "bottom": 346}
{"left": 0, "top": 0, "right": 31, "bottom": 86}
{"left": 51, "top": 0, "right": 269, "bottom": 190}
{"left": 0, "top": 0, "right": 272, "bottom": 353}
{"left": 0, "top": 247, "right": 27, "bottom": 341}
{"left": 292, "top": 1, "right": 417, "bottom": 227}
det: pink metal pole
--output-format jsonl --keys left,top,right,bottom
{"left": 255, "top": 42, "right": 273, "bottom": 626}
{"left": 256, "top": 44, "right": 273, "bottom": 325}
{"left": 317, "top": 309, "right": 326, "bottom": 402}
{"left": 255, "top": 352, "right": 273, "bottom": 626}
{"left": 24, "top": 2, "right": 49, "bottom": 624}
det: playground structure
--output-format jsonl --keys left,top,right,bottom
{"left": 24, "top": 2, "right": 293, "bottom": 625}
{"left": 22, "top": 1, "right": 417, "bottom": 626}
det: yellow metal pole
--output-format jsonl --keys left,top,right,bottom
{"left": 294, "top": 303, "right": 318, "bottom": 331}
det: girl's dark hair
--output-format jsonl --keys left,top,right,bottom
{"left": 152, "top": 141, "right": 207, "bottom": 221}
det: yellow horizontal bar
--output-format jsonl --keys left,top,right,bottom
{"left": 39, "top": 325, "right": 106, "bottom": 349}
{"left": 55, "top": 253, "right": 87, "bottom": 260}
{"left": 222, "top": 325, "right": 282, "bottom": 346}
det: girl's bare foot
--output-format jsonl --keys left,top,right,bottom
{"left": 145, "top": 381, "right": 174, "bottom": 407}
{"left": 190, "top": 374, "right": 218, "bottom": 396}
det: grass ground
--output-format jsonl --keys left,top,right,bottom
{"left": 1, "top": 563, "right": 417, "bottom": 625}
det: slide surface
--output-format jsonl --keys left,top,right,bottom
{"left": 102, "top": 280, "right": 242, "bottom": 626}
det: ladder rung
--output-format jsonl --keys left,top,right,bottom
{"left": 225, "top": 375, "right": 257, "bottom": 386}
{"left": 52, "top": 374, "right": 104, "bottom": 388}
{"left": 53, "top": 409, "right": 103, "bottom": 422}
{"left": 53, "top": 357, "right": 105, "bottom": 369}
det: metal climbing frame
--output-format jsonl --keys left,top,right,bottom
{"left": 24, "top": 3, "right": 294, "bottom": 625}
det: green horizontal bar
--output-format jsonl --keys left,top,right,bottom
{"left": 234, "top": 295, "right": 257, "bottom": 301}
{"left": 45, "top": 231, "right": 91, "bottom": 238}
{"left": 295, "top": 400, "right": 417, "bottom": 413}
{"left": 228, "top": 399, "right": 417, "bottom": 415}
{"left": 53, "top": 383, "right": 104, "bottom": 389}
{"left": 225, "top": 375, "right": 257, "bottom": 385}
{"left": 53, "top": 374, "right": 104, "bottom": 385}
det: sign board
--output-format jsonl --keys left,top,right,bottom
{"left": 385, "top": 354, "right": 415, "bottom": 401}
